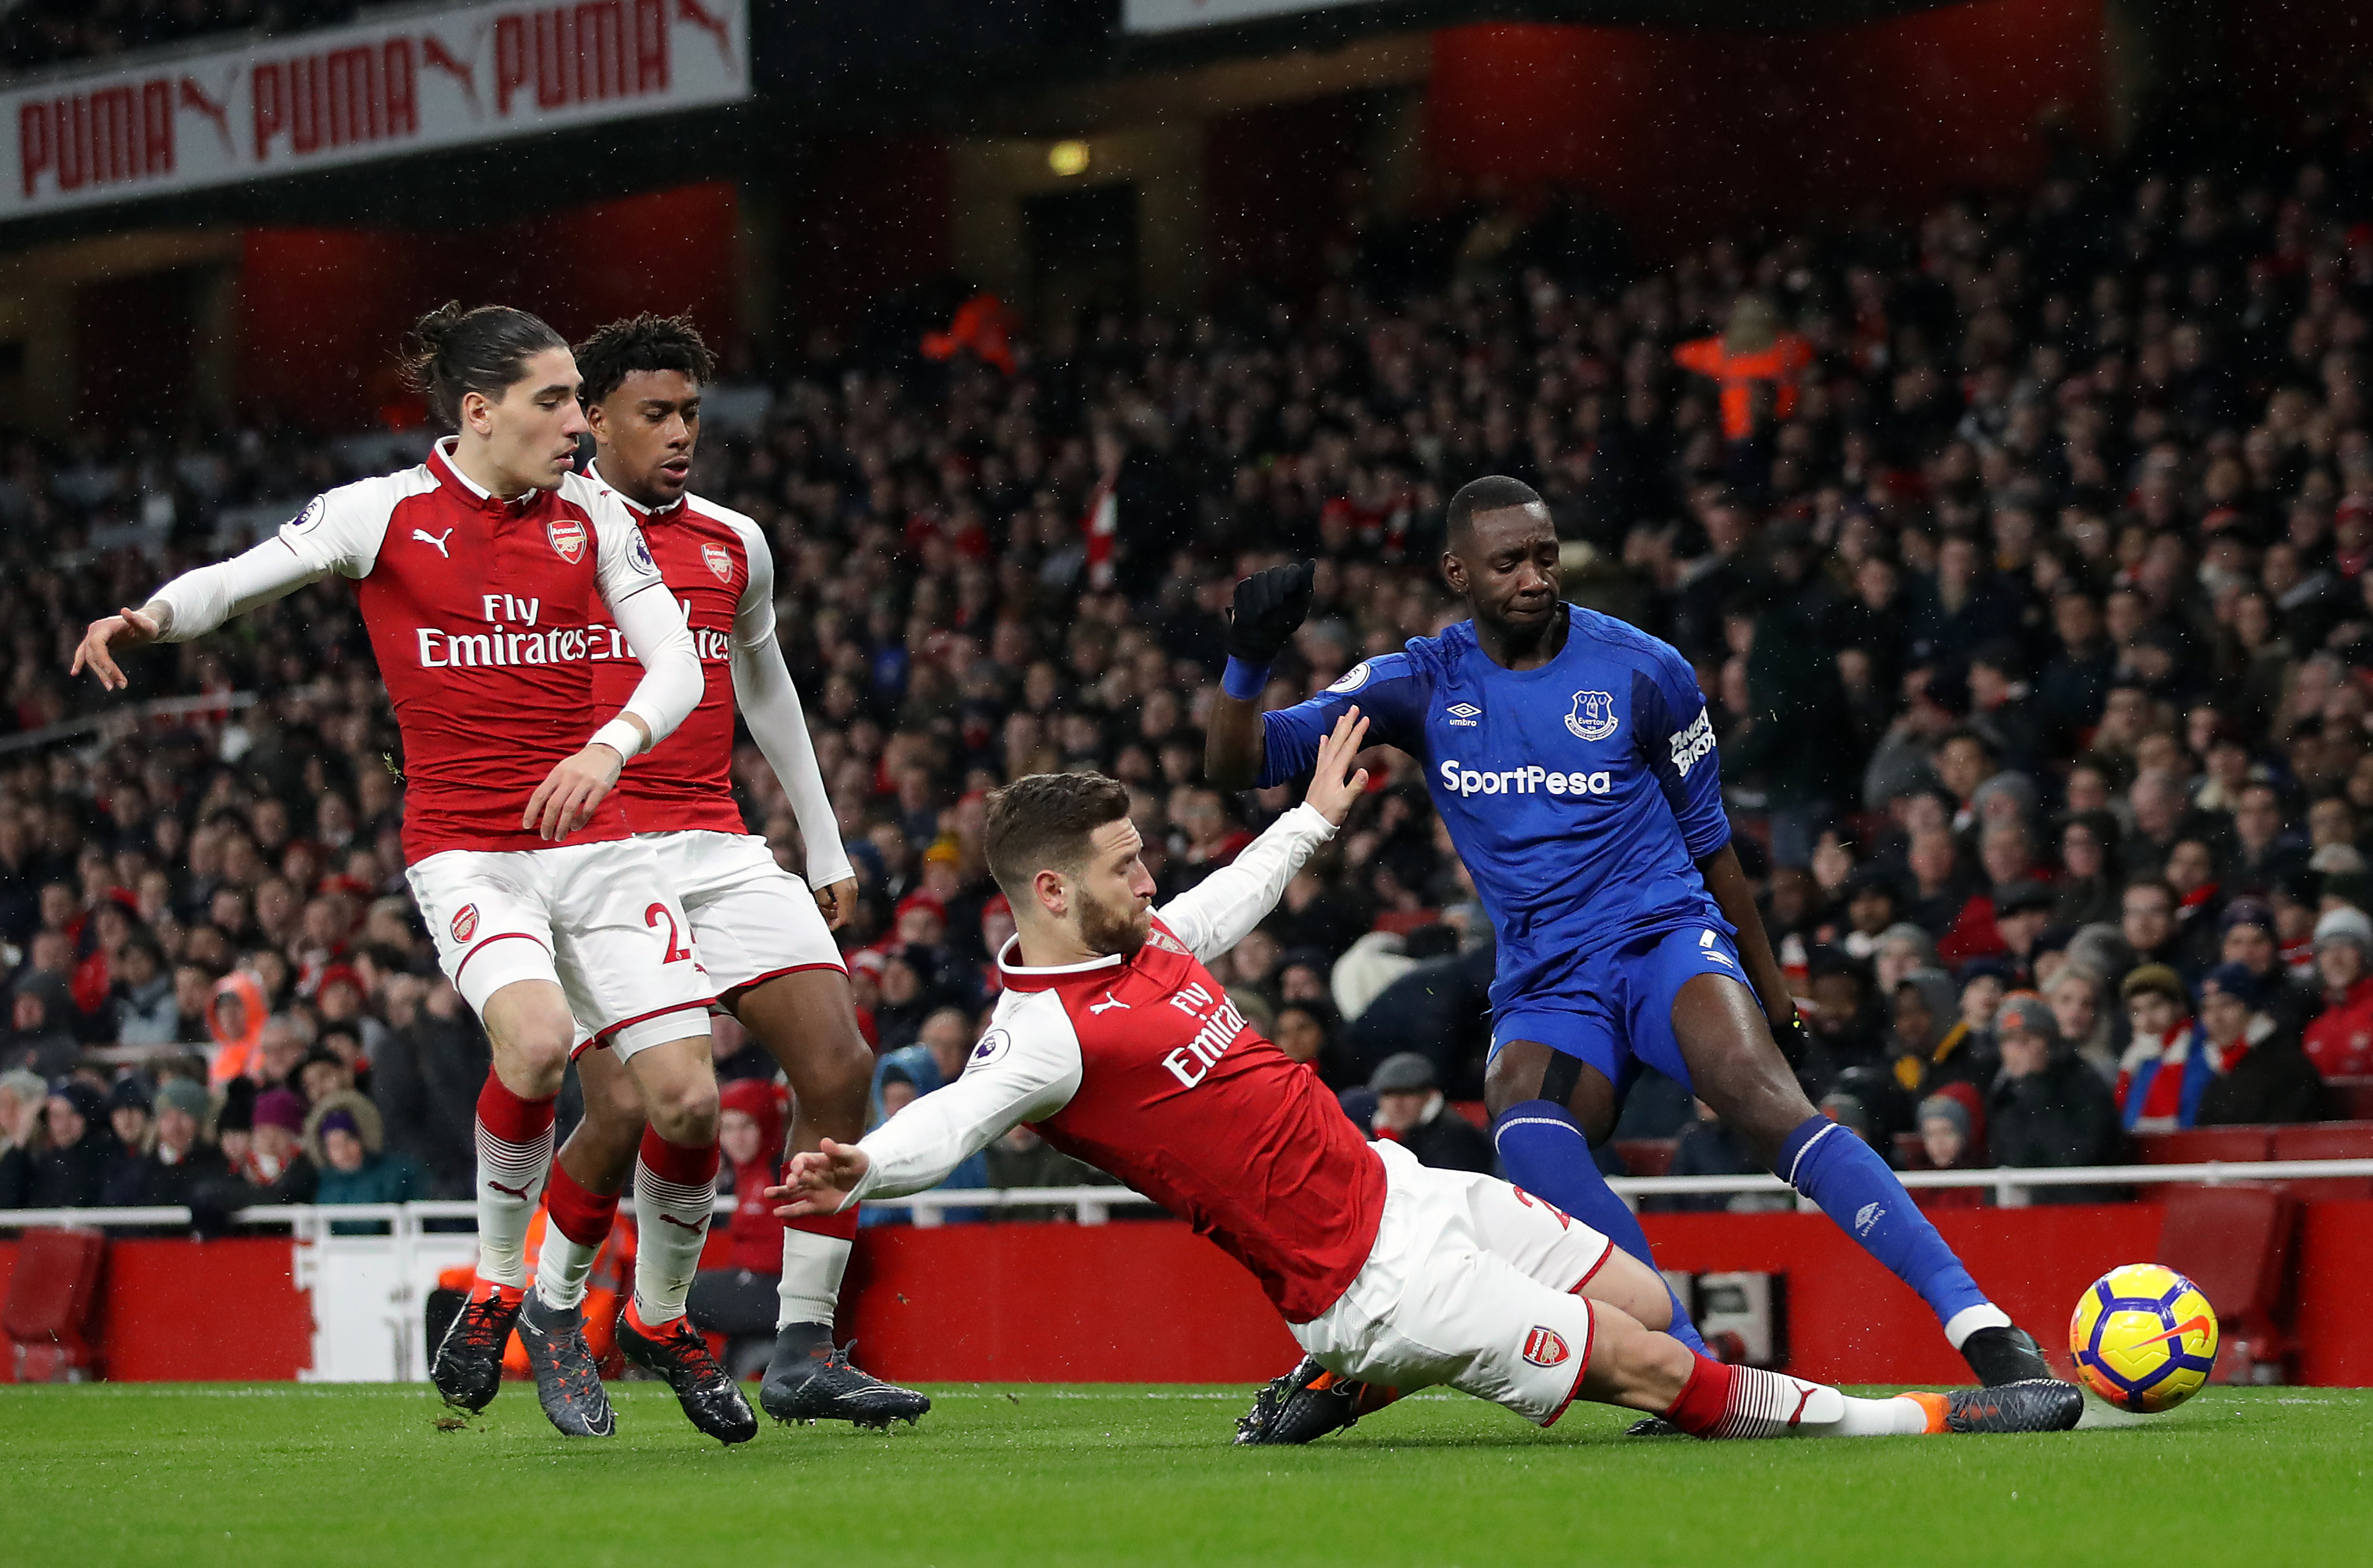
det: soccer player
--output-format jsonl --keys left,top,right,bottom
{"left": 1204, "top": 476, "right": 2054, "bottom": 1397}
{"left": 71, "top": 304, "right": 733, "bottom": 1431}
{"left": 516, "top": 313, "right": 926, "bottom": 1438}
{"left": 767, "top": 714, "right": 2079, "bottom": 1442}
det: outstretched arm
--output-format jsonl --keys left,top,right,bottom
{"left": 74, "top": 536, "right": 325, "bottom": 689}
{"left": 1205, "top": 562, "right": 1313, "bottom": 789}
{"left": 1163, "top": 710, "right": 1369, "bottom": 962}
{"left": 768, "top": 995, "right": 1085, "bottom": 1214}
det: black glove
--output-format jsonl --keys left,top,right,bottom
{"left": 1226, "top": 562, "right": 1315, "bottom": 665}
{"left": 1772, "top": 1006, "right": 1812, "bottom": 1069}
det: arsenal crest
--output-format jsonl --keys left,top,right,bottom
{"left": 702, "top": 542, "right": 732, "bottom": 582}
{"left": 450, "top": 904, "right": 480, "bottom": 943}
{"left": 1521, "top": 1326, "right": 1571, "bottom": 1367}
{"left": 547, "top": 516, "right": 587, "bottom": 564}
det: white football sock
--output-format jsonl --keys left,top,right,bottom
{"left": 534, "top": 1231, "right": 600, "bottom": 1312}
{"left": 1943, "top": 1302, "right": 2014, "bottom": 1349}
{"left": 777, "top": 1226, "right": 854, "bottom": 1329}
{"left": 473, "top": 1118, "right": 552, "bottom": 1290}
{"left": 1711, "top": 1366, "right": 1929, "bottom": 1438}
{"left": 632, "top": 1147, "right": 716, "bottom": 1325}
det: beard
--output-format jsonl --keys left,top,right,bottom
{"left": 1076, "top": 888, "right": 1152, "bottom": 959}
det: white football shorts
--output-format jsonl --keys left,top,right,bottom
{"left": 407, "top": 836, "right": 713, "bottom": 1061}
{"left": 643, "top": 829, "right": 847, "bottom": 996}
{"left": 1292, "top": 1137, "right": 1616, "bottom": 1426}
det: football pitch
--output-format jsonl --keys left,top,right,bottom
{"left": 6, "top": 1384, "right": 2369, "bottom": 1567}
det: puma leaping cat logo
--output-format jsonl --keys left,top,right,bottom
{"left": 413, "top": 527, "right": 454, "bottom": 558}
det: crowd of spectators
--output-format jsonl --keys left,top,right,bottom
{"left": 0, "top": 1, "right": 361, "bottom": 76}
{"left": 14, "top": 116, "right": 2373, "bottom": 1223}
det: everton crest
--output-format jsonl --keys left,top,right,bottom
{"left": 1566, "top": 690, "right": 1619, "bottom": 742}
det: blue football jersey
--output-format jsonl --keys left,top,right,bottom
{"left": 1258, "top": 605, "right": 1732, "bottom": 1011}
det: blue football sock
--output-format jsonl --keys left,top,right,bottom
{"left": 1492, "top": 1099, "right": 1709, "bottom": 1356}
{"left": 1778, "top": 1115, "right": 1999, "bottom": 1338}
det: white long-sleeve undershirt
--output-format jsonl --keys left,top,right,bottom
{"left": 727, "top": 519, "right": 854, "bottom": 891}
{"left": 841, "top": 804, "right": 1338, "bottom": 1205}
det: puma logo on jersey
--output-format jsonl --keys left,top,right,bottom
{"left": 412, "top": 527, "right": 454, "bottom": 557}
{"left": 1089, "top": 993, "right": 1130, "bottom": 1015}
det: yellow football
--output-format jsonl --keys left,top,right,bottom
{"left": 2069, "top": 1263, "right": 2218, "bottom": 1413}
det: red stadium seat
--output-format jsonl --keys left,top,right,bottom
{"left": 1613, "top": 1139, "right": 1675, "bottom": 1178}
{"left": 2323, "top": 1077, "right": 2373, "bottom": 1121}
{"left": 2156, "top": 1186, "right": 2297, "bottom": 1384}
{"left": 2268, "top": 1122, "right": 2373, "bottom": 1199}
{"left": 1369, "top": 909, "right": 1441, "bottom": 937}
{"left": 1, "top": 1229, "right": 106, "bottom": 1383}
{"left": 2132, "top": 1127, "right": 2273, "bottom": 1168}
{"left": 1450, "top": 1099, "right": 1487, "bottom": 1130}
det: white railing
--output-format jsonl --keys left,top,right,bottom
{"left": 5, "top": 1159, "right": 2370, "bottom": 1233}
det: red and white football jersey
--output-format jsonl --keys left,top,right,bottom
{"left": 277, "top": 439, "right": 670, "bottom": 862}
{"left": 847, "top": 805, "right": 1385, "bottom": 1324}
{"left": 582, "top": 472, "right": 770, "bottom": 836}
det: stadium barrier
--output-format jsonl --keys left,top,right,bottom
{"left": 4, "top": 1163, "right": 2370, "bottom": 1387}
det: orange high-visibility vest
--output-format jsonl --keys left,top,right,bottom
{"left": 1673, "top": 333, "right": 1813, "bottom": 439}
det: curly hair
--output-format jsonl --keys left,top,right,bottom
{"left": 573, "top": 312, "right": 718, "bottom": 407}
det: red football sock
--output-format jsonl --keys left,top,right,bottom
{"left": 543, "top": 1157, "right": 620, "bottom": 1248}
{"left": 1663, "top": 1355, "right": 1738, "bottom": 1438}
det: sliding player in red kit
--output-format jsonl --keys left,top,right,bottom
{"left": 515, "top": 314, "right": 925, "bottom": 1438}
{"left": 72, "top": 305, "right": 736, "bottom": 1437}
{"left": 772, "top": 713, "right": 2083, "bottom": 1443}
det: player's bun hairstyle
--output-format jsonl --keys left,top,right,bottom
{"left": 1445, "top": 473, "right": 1548, "bottom": 552}
{"left": 984, "top": 772, "right": 1133, "bottom": 903}
{"left": 403, "top": 302, "right": 568, "bottom": 429}
{"left": 573, "top": 313, "right": 719, "bottom": 407}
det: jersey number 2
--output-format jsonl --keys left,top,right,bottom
{"left": 645, "top": 903, "right": 692, "bottom": 963}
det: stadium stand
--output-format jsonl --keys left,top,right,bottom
{"left": 0, "top": 2, "right": 362, "bottom": 77}
{"left": 16, "top": 101, "right": 2373, "bottom": 1215}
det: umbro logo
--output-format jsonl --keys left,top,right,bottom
{"left": 1854, "top": 1202, "right": 1885, "bottom": 1235}
{"left": 412, "top": 527, "right": 454, "bottom": 558}
{"left": 1446, "top": 702, "right": 1483, "bottom": 727}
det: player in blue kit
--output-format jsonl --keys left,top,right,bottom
{"left": 1210, "top": 477, "right": 2052, "bottom": 1440}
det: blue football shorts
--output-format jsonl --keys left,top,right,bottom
{"left": 1487, "top": 922, "right": 1753, "bottom": 1095}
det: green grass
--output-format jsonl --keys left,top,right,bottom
{"left": 3, "top": 1384, "right": 2369, "bottom": 1567}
